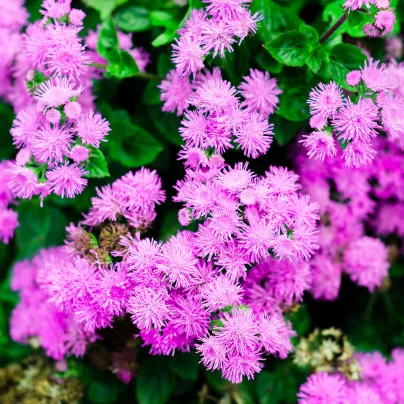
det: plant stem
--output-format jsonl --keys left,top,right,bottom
{"left": 319, "top": 13, "right": 347, "bottom": 44}
{"left": 89, "top": 62, "right": 107, "bottom": 70}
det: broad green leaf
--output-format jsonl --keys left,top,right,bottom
{"left": 328, "top": 43, "right": 367, "bottom": 89}
{"left": 142, "top": 81, "right": 162, "bottom": 106}
{"left": 299, "top": 24, "right": 319, "bottom": 44}
{"left": 251, "top": 0, "right": 301, "bottom": 42}
{"left": 115, "top": 6, "right": 150, "bottom": 32}
{"left": 286, "top": 305, "right": 311, "bottom": 336}
{"left": 150, "top": 10, "right": 177, "bottom": 29}
{"left": 84, "top": 148, "right": 110, "bottom": 179}
{"left": 255, "top": 51, "right": 283, "bottom": 74}
{"left": 265, "top": 31, "right": 310, "bottom": 67}
{"left": 277, "top": 86, "right": 310, "bottom": 122}
{"left": 148, "top": 106, "right": 183, "bottom": 146}
{"left": 85, "top": 0, "right": 128, "bottom": 20}
{"left": 168, "top": 352, "right": 199, "bottom": 381}
{"left": 205, "top": 370, "right": 232, "bottom": 394}
{"left": 136, "top": 357, "right": 176, "bottom": 404}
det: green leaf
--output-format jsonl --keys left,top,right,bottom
{"left": 136, "top": 357, "right": 176, "bottom": 404}
{"left": 0, "top": 102, "right": 15, "bottom": 160}
{"left": 88, "top": 380, "right": 120, "bottom": 403}
{"left": 251, "top": 0, "right": 301, "bottom": 42}
{"left": 168, "top": 352, "right": 199, "bottom": 381}
{"left": 115, "top": 6, "right": 151, "bottom": 32}
{"left": 299, "top": 24, "right": 319, "bottom": 44}
{"left": 101, "top": 105, "right": 163, "bottom": 167}
{"left": 205, "top": 370, "right": 231, "bottom": 394}
{"left": 265, "top": 31, "right": 310, "bottom": 67}
{"left": 328, "top": 43, "right": 367, "bottom": 89}
{"left": 286, "top": 305, "right": 311, "bottom": 336}
{"left": 152, "top": 0, "right": 204, "bottom": 47}
{"left": 148, "top": 106, "right": 183, "bottom": 146}
{"left": 347, "top": 9, "right": 365, "bottom": 28}
{"left": 150, "top": 11, "right": 177, "bottom": 29}
{"left": 142, "top": 81, "right": 162, "bottom": 106}
{"left": 255, "top": 51, "right": 283, "bottom": 74}
{"left": 97, "top": 18, "right": 119, "bottom": 60}
{"left": 84, "top": 148, "right": 110, "bottom": 179}
{"left": 85, "top": 0, "right": 128, "bottom": 20}
{"left": 277, "top": 86, "right": 310, "bottom": 122}
{"left": 272, "top": 115, "right": 302, "bottom": 146}
{"left": 306, "top": 47, "right": 325, "bottom": 73}
{"left": 159, "top": 209, "right": 182, "bottom": 242}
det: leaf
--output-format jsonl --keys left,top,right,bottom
{"left": 265, "top": 31, "right": 310, "bottom": 67}
{"left": 97, "top": 18, "right": 119, "bottom": 60}
{"left": 152, "top": 0, "right": 204, "bottom": 47}
{"left": 255, "top": 51, "right": 283, "bottom": 74}
{"left": 85, "top": 0, "right": 128, "bottom": 20}
{"left": 101, "top": 105, "right": 163, "bottom": 167}
{"left": 148, "top": 105, "right": 183, "bottom": 146}
{"left": 328, "top": 43, "right": 367, "bottom": 89}
{"left": 286, "top": 304, "right": 311, "bottom": 336}
{"left": 272, "top": 115, "right": 302, "bottom": 146}
{"left": 251, "top": 0, "right": 301, "bottom": 42}
{"left": 306, "top": 46, "right": 325, "bottom": 73}
{"left": 159, "top": 209, "right": 182, "bottom": 242}
{"left": 347, "top": 9, "right": 365, "bottom": 28}
{"left": 168, "top": 352, "right": 199, "bottom": 381}
{"left": 84, "top": 148, "right": 110, "bottom": 179}
{"left": 277, "top": 86, "right": 310, "bottom": 122}
{"left": 0, "top": 102, "right": 15, "bottom": 160}
{"left": 115, "top": 6, "right": 151, "bottom": 32}
{"left": 299, "top": 24, "right": 319, "bottom": 44}
{"left": 88, "top": 380, "right": 120, "bottom": 403}
{"left": 150, "top": 11, "right": 177, "bottom": 29}
{"left": 205, "top": 370, "right": 232, "bottom": 394}
{"left": 136, "top": 357, "right": 176, "bottom": 404}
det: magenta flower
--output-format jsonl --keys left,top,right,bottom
{"left": 35, "top": 77, "right": 82, "bottom": 108}
{"left": 308, "top": 82, "right": 343, "bottom": 119}
{"left": 300, "top": 131, "right": 337, "bottom": 161}
{"left": 74, "top": 109, "right": 110, "bottom": 147}
{"left": 343, "top": 140, "right": 377, "bottom": 167}
{"left": 201, "top": 276, "right": 243, "bottom": 311}
{"left": 297, "top": 372, "right": 347, "bottom": 403}
{"left": 46, "top": 163, "right": 88, "bottom": 198}
{"left": 70, "top": 145, "right": 89, "bottom": 163}
{"left": 172, "top": 36, "right": 205, "bottom": 76}
{"left": 0, "top": 209, "right": 19, "bottom": 244}
{"left": 239, "top": 69, "right": 281, "bottom": 118}
{"left": 10, "top": 106, "right": 41, "bottom": 148}
{"left": 200, "top": 19, "right": 235, "bottom": 58}
{"left": 343, "top": 236, "right": 389, "bottom": 291}
{"left": 7, "top": 164, "right": 39, "bottom": 199}
{"left": 222, "top": 350, "right": 264, "bottom": 384}
{"left": 31, "top": 123, "right": 72, "bottom": 163}
{"left": 197, "top": 335, "right": 227, "bottom": 371}
{"left": 333, "top": 98, "right": 380, "bottom": 142}
{"left": 361, "top": 59, "right": 394, "bottom": 92}
{"left": 204, "top": 0, "right": 252, "bottom": 20}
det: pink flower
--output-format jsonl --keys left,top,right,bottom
{"left": 297, "top": 372, "right": 347, "bottom": 403}
{"left": 300, "top": 131, "right": 337, "bottom": 161}
{"left": 197, "top": 335, "right": 227, "bottom": 371}
{"left": 343, "top": 236, "right": 389, "bottom": 291}
{"left": 310, "top": 255, "right": 342, "bottom": 301}
{"left": 232, "top": 9, "right": 262, "bottom": 42}
{"left": 333, "top": 98, "right": 380, "bottom": 142}
{"left": 0, "top": 208, "right": 19, "bottom": 244}
{"left": 179, "top": 110, "right": 208, "bottom": 147}
{"left": 11, "top": 106, "right": 41, "bottom": 148}
{"left": 178, "top": 9, "right": 207, "bottom": 40}
{"left": 201, "top": 276, "right": 243, "bottom": 311}
{"left": 172, "top": 35, "right": 205, "bottom": 76}
{"left": 343, "top": 141, "right": 376, "bottom": 167}
{"left": 70, "top": 145, "right": 89, "bottom": 163}
{"left": 204, "top": 0, "right": 252, "bottom": 20}
{"left": 64, "top": 101, "right": 82, "bottom": 119}
{"left": 258, "top": 314, "right": 289, "bottom": 354}
{"left": 46, "top": 163, "right": 88, "bottom": 198}
{"left": 127, "top": 286, "right": 171, "bottom": 330}
{"left": 130, "top": 47, "right": 150, "bottom": 73}
{"left": 346, "top": 70, "right": 362, "bottom": 86}
{"left": 40, "top": 0, "right": 71, "bottom": 19}
{"left": 361, "top": 59, "right": 394, "bottom": 92}
{"left": 45, "top": 41, "right": 90, "bottom": 79}
{"left": 265, "top": 166, "right": 301, "bottom": 195}
{"left": 235, "top": 112, "right": 274, "bottom": 158}
{"left": 74, "top": 109, "right": 110, "bottom": 147}
{"left": 191, "top": 78, "right": 238, "bottom": 112}
{"left": 7, "top": 164, "right": 39, "bottom": 199}
{"left": 215, "top": 162, "right": 255, "bottom": 194}
{"left": 69, "top": 8, "right": 86, "bottom": 26}
{"left": 375, "top": 10, "right": 396, "bottom": 35}
{"left": 35, "top": 78, "right": 82, "bottom": 108}
{"left": 200, "top": 19, "right": 235, "bottom": 58}
{"left": 159, "top": 70, "right": 193, "bottom": 115}
{"left": 239, "top": 69, "right": 281, "bottom": 118}
{"left": 308, "top": 82, "right": 343, "bottom": 119}
{"left": 222, "top": 350, "right": 264, "bottom": 384}
{"left": 31, "top": 123, "right": 72, "bottom": 163}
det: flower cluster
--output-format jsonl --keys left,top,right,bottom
{"left": 160, "top": 67, "right": 281, "bottom": 158}
{"left": 294, "top": 134, "right": 400, "bottom": 299}
{"left": 2, "top": 0, "right": 112, "bottom": 201}
{"left": 10, "top": 156, "right": 320, "bottom": 384}
{"left": 172, "top": 0, "right": 262, "bottom": 76}
{"left": 0, "top": 162, "right": 18, "bottom": 243}
{"left": 297, "top": 348, "right": 404, "bottom": 404}
{"left": 86, "top": 25, "right": 150, "bottom": 73}
{"left": 302, "top": 58, "right": 404, "bottom": 167}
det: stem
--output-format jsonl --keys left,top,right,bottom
{"left": 89, "top": 62, "right": 107, "bottom": 70}
{"left": 319, "top": 13, "right": 347, "bottom": 44}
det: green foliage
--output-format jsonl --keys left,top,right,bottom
{"left": 85, "top": 0, "right": 128, "bottom": 20}
{"left": 84, "top": 148, "right": 110, "bottom": 179}
{"left": 115, "top": 6, "right": 151, "bottom": 32}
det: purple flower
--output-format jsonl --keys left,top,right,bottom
{"left": 300, "top": 131, "right": 337, "bottom": 162}
{"left": 74, "top": 109, "right": 110, "bottom": 147}
{"left": 308, "top": 82, "right": 343, "bottom": 119}
{"left": 239, "top": 69, "right": 281, "bottom": 118}
{"left": 172, "top": 35, "right": 206, "bottom": 76}
{"left": 46, "top": 163, "right": 88, "bottom": 198}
